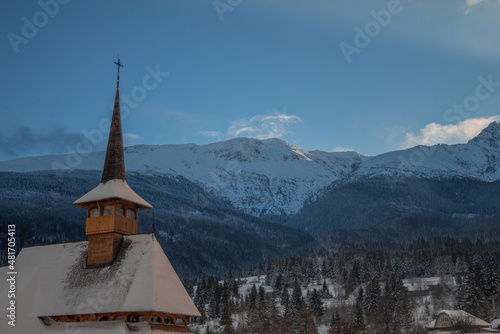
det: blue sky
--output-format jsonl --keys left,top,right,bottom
{"left": 1, "top": 0, "right": 500, "bottom": 161}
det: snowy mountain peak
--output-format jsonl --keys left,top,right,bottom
{"left": 199, "top": 137, "right": 317, "bottom": 163}
{"left": 469, "top": 121, "right": 500, "bottom": 148}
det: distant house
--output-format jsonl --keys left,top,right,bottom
{"left": 481, "top": 319, "right": 500, "bottom": 333}
{"left": 404, "top": 276, "right": 452, "bottom": 298}
{"left": 427, "top": 310, "right": 490, "bottom": 332}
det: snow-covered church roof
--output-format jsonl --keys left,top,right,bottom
{"left": 73, "top": 179, "right": 152, "bottom": 209}
{"left": 0, "top": 233, "right": 200, "bottom": 333}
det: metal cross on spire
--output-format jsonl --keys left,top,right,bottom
{"left": 114, "top": 57, "right": 124, "bottom": 88}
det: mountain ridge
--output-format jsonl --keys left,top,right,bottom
{"left": 1, "top": 122, "right": 499, "bottom": 216}
{"left": 0, "top": 137, "right": 368, "bottom": 215}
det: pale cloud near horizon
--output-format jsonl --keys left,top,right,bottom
{"left": 199, "top": 130, "right": 223, "bottom": 141}
{"left": 466, "top": 0, "right": 500, "bottom": 5}
{"left": 466, "top": 0, "right": 486, "bottom": 6}
{"left": 465, "top": 0, "right": 500, "bottom": 11}
{"left": 0, "top": 125, "right": 89, "bottom": 161}
{"left": 124, "top": 133, "right": 142, "bottom": 140}
{"left": 227, "top": 108, "right": 302, "bottom": 140}
{"left": 401, "top": 116, "right": 500, "bottom": 149}
{"left": 200, "top": 108, "right": 303, "bottom": 142}
{"left": 123, "top": 133, "right": 143, "bottom": 146}
{"left": 331, "top": 146, "right": 354, "bottom": 152}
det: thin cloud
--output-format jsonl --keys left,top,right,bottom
{"left": 331, "top": 146, "right": 354, "bottom": 152}
{"left": 401, "top": 116, "right": 500, "bottom": 149}
{"left": 124, "top": 133, "right": 142, "bottom": 140}
{"left": 123, "top": 133, "right": 143, "bottom": 146}
{"left": 0, "top": 125, "right": 90, "bottom": 161}
{"left": 200, "top": 130, "right": 223, "bottom": 141}
{"left": 464, "top": 0, "right": 500, "bottom": 13}
{"left": 465, "top": 0, "right": 500, "bottom": 5}
{"left": 466, "top": 0, "right": 486, "bottom": 6}
{"left": 227, "top": 108, "right": 303, "bottom": 140}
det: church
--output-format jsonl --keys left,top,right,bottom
{"left": 0, "top": 59, "right": 201, "bottom": 333}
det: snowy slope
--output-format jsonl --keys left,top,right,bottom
{"left": 0, "top": 138, "right": 366, "bottom": 215}
{"left": 354, "top": 122, "right": 500, "bottom": 181}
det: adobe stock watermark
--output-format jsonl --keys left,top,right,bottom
{"left": 7, "top": 0, "right": 71, "bottom": 54}
{"left": 6, "top": 225, "right": 17, "bottom": 327}
{"left": 339, "top": 0, "right": 412, "bottom": 64}
{"left": 213, "top": 0, "right": 242, "bottom": 22}
{"left": 51, "top": 64, "right": 170, "bottom": 177}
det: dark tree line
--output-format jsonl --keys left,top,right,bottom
{"left": 454, "top": 254, "right": 500, "bottom": 321}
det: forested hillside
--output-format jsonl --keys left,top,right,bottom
{"left": 0, "top": 170, "right": 311, "bottom": 278}
{"left": 189, "top": 239, "right": 500, "bottom": 333}
{"left": 288, "top": 177, "right": 500, "bottom": 236}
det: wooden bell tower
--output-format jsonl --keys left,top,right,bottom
{"left": 73, "top": 59, "right": 152, "bottom": 267}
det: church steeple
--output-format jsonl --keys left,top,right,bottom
{"left": 73, "top": 58, "right": 152, "bottom": 267}
{"left": 101, "top": 87, "right": 126, "bottom": 183}
{"left": 101, "top": 58, "right": 125, "bottom": 183}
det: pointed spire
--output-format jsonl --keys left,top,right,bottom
{"left": 101, "top": 60, "right": 126, "bottom": 183}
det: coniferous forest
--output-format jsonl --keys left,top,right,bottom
{"left": 187, "top": 239, "right": 500, "bottom": 333}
